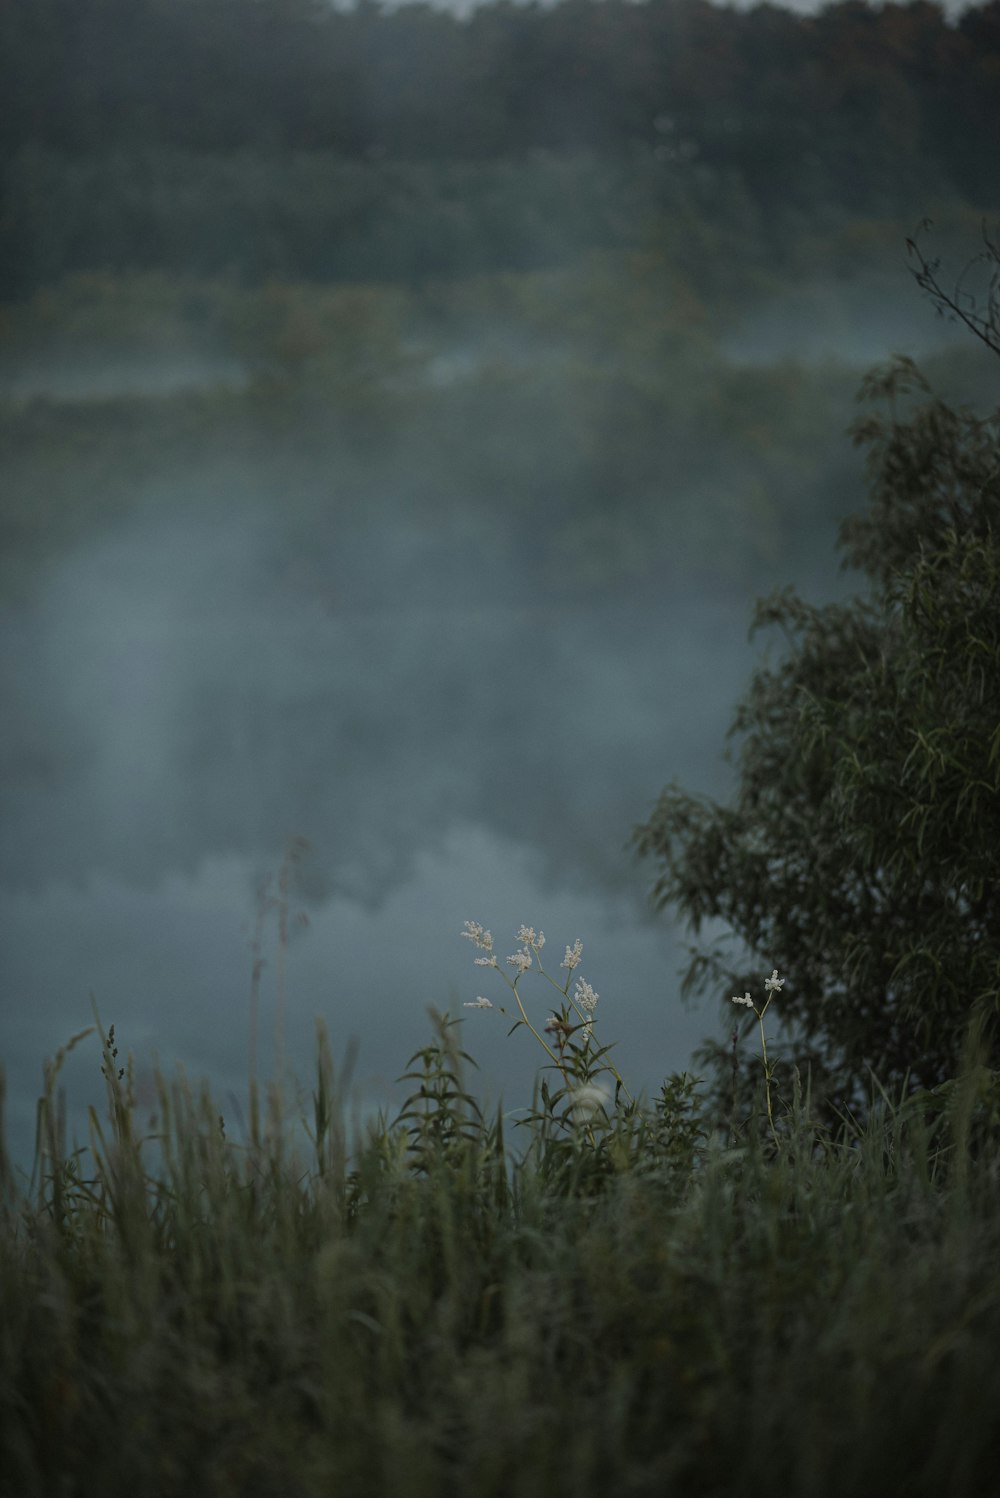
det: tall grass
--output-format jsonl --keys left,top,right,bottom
{"left": 3, "top": 970, "right": 1000, "bottom": 1496}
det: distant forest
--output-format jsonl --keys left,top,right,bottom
{"left": 1, "top": 0, "right": 998, "bottom": 295}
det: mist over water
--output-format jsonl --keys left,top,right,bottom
{"left": 1, "top": 456, "right": 763, "bottom": 1166}
{"left": 4, "top": 255, "right": 995, "bottom": 1177}
{"left": 2, "top": 0, "right": 997, "bottom": 1175}
{"left": 5, "top": 262, "right": 995, "bottom": 1178}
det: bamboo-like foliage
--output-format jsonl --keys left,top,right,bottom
{"left": 634, "top": 347, "right": 1000, "bottom": 1107}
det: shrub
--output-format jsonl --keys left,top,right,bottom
{"left": 634, "top": 328, "right": 1000, "bottom": 1107}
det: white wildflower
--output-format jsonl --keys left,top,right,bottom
{"left": 507, "top": 945, "right": 532, "bottom": 974}
{"left": 732, "top": 992, "right": 755, "bottom": 1008}
{"left": 463, "top": 997, "right": 493, "bottom": 1009}
{"left": 561, "top": 939, "right": 583, "bottom": 972}
{"left": 763, "top": 969, "right": 784, "bottom": 994}
{"left": 574, "top": 978, "right": 599, "bottom": 1015}
{"left": 570, "top": 1083, "right": 611, "bottom": 1123}
{"left": 474, "top": 955, "right": 499, "bottom": 968}
{"left": 461, "top": 921, "right": 494, "bottom": 952}
{"left": 516, "top": 925, "right": 545, "bottom": 950}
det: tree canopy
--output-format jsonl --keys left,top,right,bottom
{"left": 1, "top": 0, "right": 997, "bottom": 296}
{"left": 634, "top": 272, "right": 1000, "bottom": 1105}
{"left": 1, "top": 0, "right": 998, "bottom": 190}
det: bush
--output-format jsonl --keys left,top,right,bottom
{"left": 634, "top": 342, "right": 1000, "bottom": 1107}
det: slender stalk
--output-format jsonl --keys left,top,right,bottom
{"left": 758, "top": 1007, "right": 780, "bottom": 1149}
{"left": 732, "top": 970, "right": 785, "bottom": 1148}
{"left": 528, "top": 945, "right": 634, "bottom": 1105}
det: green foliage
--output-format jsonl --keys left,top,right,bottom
{"left": 634, "top": 349, "right": 1000, "bottom": 1104}
{"left": 394, "top": 1010, "right": 488, "bottom": 1176}
{"left": 3, "top": 1016, "right": 1000, "bottom": 1497}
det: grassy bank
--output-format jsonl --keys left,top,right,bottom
{"left": 2, "top": 999, "right": 1000, "bottom": 1498}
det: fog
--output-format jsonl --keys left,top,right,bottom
{"left": 1, "top": 0, "right": 996, "bottom": 1177}
{"left": 1, "top": 434, "right": 760, "bottom": 1169}
{"left": 5, "top": 267, "right": 986, "bottom": 1179}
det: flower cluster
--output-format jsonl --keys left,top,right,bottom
{"left": 462, "top": 919, "right": 499, "bottom": 967}
{"left": 573, "top": 978, "right": 598, "bottom": 1015}
{"left": 458, "top": 918, "right": 633, "bottom": 1114}
{"left": 461, "top": 921, "right": 493, "bottom": 952}
{"left": 507, "top": 945, "right": 533, "bottom": 975}
{"left": 561, "top": 939, "right": 583, "bottom": 972}
{"left": 732, "top": 970, "right": 784, "bottom": 1013}
{"left": 517, "top": 926, "right": 545, "bottom": 950}
{"left": 574, "top": 977, "right": 599, "bottom": 1038}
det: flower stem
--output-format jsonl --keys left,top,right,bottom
{"left": 757, "top": 1005, "right": 780, "bottom": 1149}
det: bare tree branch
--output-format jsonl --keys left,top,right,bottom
{"left": 906, "top": 218, "right": 1000, "bottom": 358}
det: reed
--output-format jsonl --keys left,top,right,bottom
{"left": 2, "top": 934, "right": 999, "bottom": 1498}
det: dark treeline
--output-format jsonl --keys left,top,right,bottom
{"left": 1, "top": 0, "right": 997, "bottom": 191}
{"left": 0, "top": 0, "right": 994, "bottom": 295}
{"left": 1, "top": 0, "right": 999, "bottom": 299}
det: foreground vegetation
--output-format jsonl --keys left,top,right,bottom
{"left": 3, "top": 4, "right": 999, "bottom": 1487}
{"left": 2, "top": 239, "right": 998, "bottom": 1498}
{"left": 3, "top": 981, "right": 1000, "bottom": 1498}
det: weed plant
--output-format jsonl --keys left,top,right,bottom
{"left": 2, "top": 926, "right": 1000, "bottom": 1497}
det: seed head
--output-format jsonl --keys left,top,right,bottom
{"left": 507, "top": 945, "right": 532, "bottom": 975}
{"left": 570, "top": 1083, "right": 611, "bottom": 1122}
{"left": 574, "top": 978, "right": 599, "bottom": 1015}
{"left": 561, "top": 939, "right": 583, "bottom": 972}
{"left": 461, "top": 921, "right": 494, "bottom": 952}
